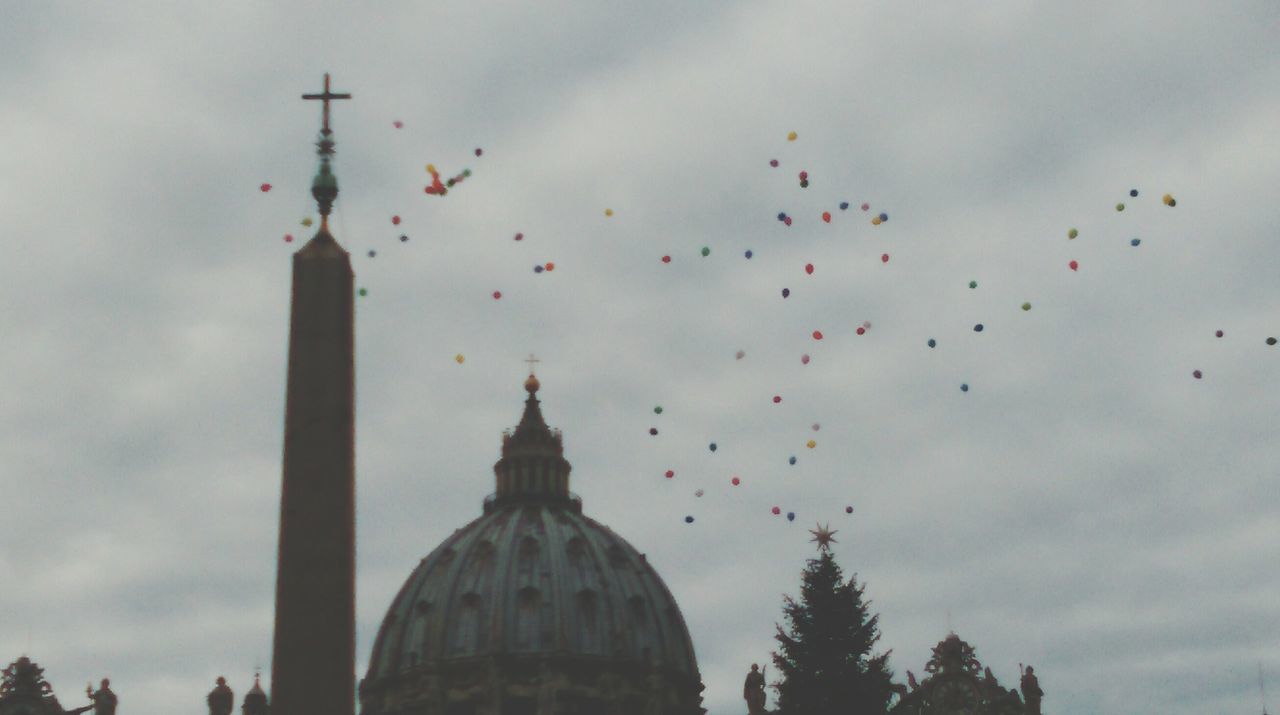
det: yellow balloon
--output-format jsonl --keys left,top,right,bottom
{"left": 455, "top": 353, "right": 465, "bottom": 364}
{"left": 301, "top": 217, "right": 313, "bottom": 227}
{"left": 806, "top": 439, "right": 816, "bottom": 449}
{"left": 787, "top": 131, "right": 798, "bottom": 141}
{"left": 605, "top": 208, "right": 614, "bottom": 217}
{"left": 871, "top": 216, "right": 882, "bottom": 225}
{"left": 426, "top": 163, "right": 436, "bottom": 174}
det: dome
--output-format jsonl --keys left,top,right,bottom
{"left": 360, "top": 376, "right": 705, "bottom": 715}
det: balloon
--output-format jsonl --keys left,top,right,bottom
{"left": 1022, "top": 302, "right": 1032, "bottom": 311}
{"left": 839, "top": 202, "right": 850, "bottom": 210}
{"left": 649, "top": 428, "right": 658, "bottom": 436}
{"left": 1068, "top": 228, "right": 1078, "bottom": 239}
{"left": 545, "top": 262, "right": 555, "bottom": 271}
{"left": 475, "top": 148, "right": 483, "bottom": 157}
{"left": 1069, "top": 260, "right": 1079, "bottom": 271}
{"left": 1167, "top": 198, "right": 1177, "bottom": 207}
{"left": 1268, "top": 338, "right": 1277, "bottom": 346}
{"left": 789, "top": 456, "right": 797, "bottom": 465}
{"left": 709, "top": 443, "right": 717, "bottom": 452}
{"left": 662, "top": 255, "right": 672, "bottom": 263}
{"left": 1130, "top": 189, "right": 1139, "bottom": 197}
{"left": 801, "top": 354, "right": 810, "bottom": 364}
{"left": 861, "top": 202, "right": 870, "bottom": 211}
{"left": 400, "top": 234, "right": 409, "bottom": 242}
{"left": 961, "top": 383, "right": 969, "bottom": 392}
{"left": 881, "top": 253, "right": 890, "bottom": 263}
{"left": 777, "top": 212, "right": 787, "bottom": 221}
{"left": 731, "top": 476, "right": 741, "bottom": 486}
{"left": 685, "top": 516, "right": 694, "bottom": 523}
{"left": 515, "top": 232, "right": 524, "bottom": 241}
{"left": 736, "top": 350, "right": 746, "bottom": 360}
{"left": 745, "top": 250, "right": 753, "bottom": 259}
{"left": 1162, "top": 193, "right": 1175, "bottom": 206}
{"left": 701, "top": 247, "right": 710, "bottom": 257}
{"left": 927, "top": 338, "right": 936, "bottom": 348}
{"left": 301, "top": 218, "right": 313, "bottom": 227}
{"left": 489, "top": 291, "right": 500, "bottom": 300}
{"left": 1130, "top": 238, "right": 1141, "bottom": 246}
{"left": 856, "top": 327, "right": 866, "bottom": 335}
{"left": 695, "top": 489, "right": 705, "bottom": 497}
{"left": 359, "top": 288, "right": 368, "bottom": 297}
{"left": 974, "top": 324, "right": 984, "bottom": 332}
{"left": 454, "top": 353, "right": 464, "bottom": 363}
{"left": 284, "top": 234, "right": 293, "bottom": 243}
{"left": 367, "top": 250, "right": 377, "bottom": 258}
{"left": 534, "top": 265, "right": 544, "bottom": 273}
{"left": 426, "top": 164, "right": 436, "bottom": 173}
{"left": 871, "top": 216, "right": 882, "bottom": 225}
{"left": 605, "top": 208, "right": 614, "bottom": 217}
{"left": 770, "top": 159, "right": 779, "bottom": 167}
{"left": 784, "top": 217, "right": 792, "bottom": 226}
{"left": 799, "top": 171, "right": 808, "bottom": 180}
{"left": 1193, "top": 369, "right": 1202, "bottom": 379}
{"left": 800, "top": 180, "right": 809, "bottom": 188}
{"left": 260, "top": 183, "right": 272, "bottom": 192}
{"left": 782, "top": 288, "right": 791, "bottom": 298}
{"left": 773, "top": 395, "right": 782, "bottom": 404}
{"left": 666, "top": 470, "right": 674, "bottom": 478}
{"left": 393, "top": 121, "right": 403, "bottom": 128}
{"left": 812, "top": 330, "right": 823, "bottom": 340}
{"left": 787, "top": 131, "right": 798, "bottom": 141}
{"left": 787, "top": 512, "right": 796, "bottom": 521}
{"left": 845, "top": 506, "right": 853, "bottom": 514}
{"left": 970, "top": 280, "right": 978, "bottom": 289}
{"left": 392, "top": 216, "right": 401, "bottom": 225}
{"left": 822, "top": 212, "right": 831, "bottom": 223}
{"left": 812, "top": 423, "right": 820, "bottom": 431}
{"left": 806, "top": 440, "right": 816, "bottom": 449}
{"left": 654, "top": 406, "right": 664, "bottom": 414}
{"left": 878, "top": 212, "right": 888, "bottom": 221}
{"left": 772, "top": 506, "right": 781, "bottom": 515}
{"left": 805, "top": 263, "right": 814, "bottom": 274}
{"left": 1116, "top": 203, "right": 1125, "bottom": 211}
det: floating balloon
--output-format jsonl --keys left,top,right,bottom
{"left": 871, "top": 216, "right": 882, "bottom": 225}
{"left": 789, "top": 456, "right": 797, "bottom": 465}
{"left": 283, "top": 234, "right": 293, "bottom": 243}
{"left": 514, "top": 232, "right": 524, "bottom": 241}
{"left": 475, "top": 148, "right": 483, "bottom": 157}
{"left": 685, "top": 515, "right": 694, "bottom": 523}
{"left": 961, "top": 383, "right": 969, "bottom": 392}
{"left": 454, "top": 353, "right": 464, "bottom": 363}
{"left": 400, "top": 234, "right": 409, "bottom": 242}
{"left": 695, "top": 489, "right": 705, "bottom": 497}
{"left": 492, "top": 291, "right": 501, "bottom": 299}
{"left": 974, "top": 324, "right": 984, "bottom": 332}
{"left": 800, "top": 180, "right": 809, "bottom": 188}
{"left": 1068, "top": 228, "right": 1078, "bottom": 239}
{"left": 845, "top": 506, "right": 853, "bottom": 514}
{"left": 1215, "top": 330, "right": 1224, "bottom": 338}
{"left": 1130, "top": 189, "right": 1138, "bottom": 197}
{"left": 736, "top": 350, "right": 746, "bottom": 360}
{"left": 1022, "top": 302, "right": 1031, "bottom": 311}
{"left": 782, "top": 288, "right": 791, "bottom": 298}
{"left": 822, "top": 212, "right": 831, "bottom": 223}
{"left": 1192, "top": 369, "right": 1202, "bottom": 379}
{"left": 545, "top": 262, "right": 555, "bottom": 271}
{"left": 812, "top": 330, "right": 823, "bottom": 340}
{"left": 1069, "top": 260, "right": 1079, "bottom": 271}
{"left": 1162, "top": 193, "right": 1176, "bottom": 206}
{"left": 787, "top": 131, "right": 798, "bottom": 141}
{"left": 861, "top": 202, "right": 870, "bottom": 211}
{"left": 392, "top": 216, "right": 401, "bottom": 225}
{"left": 260, "top": 183, "right": 272, "bottom": 192}
{"left": 777, "top": 212, "right": 787, "bottom": 221}
{"left": 701, "top": 247, "right": 711, "bottom": 257}
{"left": 969, "top": 280, "right": 978, "bottom": 289}
{"left": 927, "top": 338, "right": 936, "bottom": 348}
{"left": 534, "top": 265, "right": 544, "bottom": 273}
{"left": 799, "top": 171, "right": 808, "bottom": 180}
{"left": 878, "top": 212, "right": 888, "bottom": 222}
{"left": 709, "top": 443, "right": 717, "bottom": 452}
{"left": 666, "top": 470, "right": 674, "bottom": 479}
{"left": 784, "top": 217, "right": 792, "bottom": 226}
{"left": 1116, "top": 203, "right": 1125, "bottom": 211}
{"left": 801, "top": 354, "right": 810, "bottom": 364}
{"left": 806, "top": 440, "right": 816, "bottom": 449}
{"left": 787, "top": 512, "right": 796, "bottom": 521}
{"left": 649, "top": 428, "right": 658, "bottom": 436}
{"left": 812, "top": 423, "right": 820, "bottom": 431}
{"left": 654, "top": 406, "right": 664, "bottom": 414}
{"left": 773, "top": 395, "right": 782, "bottom": 404}
{"left": 745, "top": 250, "right": 753, "bottom": 259}
{"left": 662, "top": 255, "right": 671, "bottom": 263}
{"left": 605, "top": 208, "right": 614, "bottom": 217}
{"left": 772, "top": 506, "right": 781, "bottom": 515}
{"left": 731, "top": 477, "right": 741, "bottom": 486}
{"left": 1268, "top": 337, "right": 1277, "bottom": 345}
{"left": 1131, "top": 238, "right": 1141, "bottom": 246}
{"left": 770, "top": 159, "right": 779, "bottom": 167}
{"left": 856, "top": 327, "right": 866, "bottom": 335}
{"left": 393, "top": 121, "right": 403, "bottom": 128}
{"left": 301, "top": 217, "right": 313, "bottom": 227}
{"left": 805, "top": 263, "right": 814, "bottom": 274}
{"left": 881, "top": 253, "right": 890, "bottom": 263}
{"left": 840, "top": 202, "right": 850, "bottom": 210}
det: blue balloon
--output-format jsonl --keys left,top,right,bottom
{"left": 927, "top": 338, "right": 937, "bottom": 348}
{"left": 1131, "top": 238, "right": 1141, "bottom": 246}
{"left": 777, "top": 212, "right": 786, "bottom": 221}
{"left": 839, "top": 201, "right": 850, "bottom": 210}
{"left": 973, "top": 324, "right": 984, "bottom": 332}
{"left": 788, "top": 456, "right": 797, "bottom": 465}
{"left": 786, "top": 512, "right": 796, "bottom": 521}
{"left": 878, "top": 212, "right": 888, "bottom": 221}
{"left": 1130, "top": 189, "right": 1139, "bottom": 197}
{"left": 709, "top": 442, "right": 717, "bottom": 452}
{"left": 782, "top": 288, "right": 790, "bottom": 298}
{"left": 684, "top": 515, "right": 694, "bottom": 523}
{"left": 534, "top": 265, "right": 544, "bottom": 273}
{"left": 745, "top": 250, "right": 753, "bottom": 259}
{"left": 961, "top": 383, "right": 969, "bottom": 392}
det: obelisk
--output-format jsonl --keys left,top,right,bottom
{"left": 271, "top": 73, "right": 355, "bottom": 715}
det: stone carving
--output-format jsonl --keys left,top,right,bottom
{"left": 1020, "top": 665, "right": 1043, "bottom": 715}
{"left": 88, "top": 681, "right": 116, "bottom": 715}
{"left": 743, "top": 664, "right": 766, "bottom": 715}
{"left": 207, "top": 677, "right": 233, "bottom": 715}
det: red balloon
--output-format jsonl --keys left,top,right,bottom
{"left": 392, "top": 216, "right": 401, "bottom": 225}
{"left": 283, "top": 234, "right": 293, "bottom": 243}
{"left": 492, "top": 291, "right": 502, "bottom": 299}
{"left": 393, "top": 120, "right": 403, "bottom": 129}
{"left": 260, "top": 183, "right": 272, "bottom": 192}
{"left": 812, "top": 330, "right": 824, "bottom": 340}
{"left": 805, "top": 263, "right": 814, "bottom": 274}
{"left": 545, "top": 262, "right": 555, "bottom": 271}
{"left": 861, "top": 202, "right": 870, "bottom": 211}
{"left": 731, "top": 476, "right": 741, "bottom": 486}
{"left": 514, "top": 232, "right": 524, "bottom": 241}
{"left": 799, "top": 170, "right": 808, "bottom": 180}
{"left": 822, "top": 211, "right": 831, "bottom": 223}
{"left": 1215, "top": 330, "right": 1224, "bottom": 338}
{"left": 662, "top": 255, "right": 671, "bottom": 263}
{"left": 801, "top": 354, "right": 810, "bottom": 364}
{"left": 1193, "top": 369, "right": 1203, "bottom": 379}
{"left": 665, "top": 470, "right": 674, "bottom": 479}
{"left": 881, "top": 253, "right": 890, "bottom": 263}
{"left": 772, "top": 506, "right": 781, "bottom": 515}
{"left": 784, "top": 217, "right": 793, "bottom": 226}
{"left": 856, "top": 327, "right": 866, "bottom": 335}
{"left": 1069, "top": 260, "right": 1079, "bottom": 271}
{"left": 773, "top": 395, "right": 782, "bottom": 403}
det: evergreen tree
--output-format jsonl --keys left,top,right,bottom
{"left": 772, "top": 527, "right": 895, "bottom": 714}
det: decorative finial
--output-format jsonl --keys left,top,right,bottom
{"left": 524, "top": 354, "right": 541, "bottom": 393}
{"left": 301, "top": 73, "right": 351, "bottom": 230}
{"left": 524, "top": 353, "right": 541, "bottom": 376}
{"left": 808, "top": 522, "right": 838, "bottom": 551}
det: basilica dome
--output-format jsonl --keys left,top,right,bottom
{"left": 360, "top": 377, "right": 705, "bottom": 715}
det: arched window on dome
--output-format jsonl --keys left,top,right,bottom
{"left": 517, "top": 536, "right": 539, "bottom": 586}
{"left": 452, "top": 592, "right": 483, "bottom": 655}
{"left": 566, "top": 537, "right": 594, "bottom": 590}
{"left": 576, "top": 589, "right": 601, "bottom": 654}
{"left": 515, "top": 586, "right": 541, "bottom": 650}
{"left": 407, "top": 600, "right": 432, "bottom": 664}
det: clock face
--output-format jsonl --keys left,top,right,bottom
{"left": 932, "top": 678, "right": 979, "bottom": 714}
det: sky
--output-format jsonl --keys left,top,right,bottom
{"left": 1, "top": 1, "right": 1278, "bottom": 713}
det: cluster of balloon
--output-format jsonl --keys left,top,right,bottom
{"left": 777, "top": 211, "right": 793, "bottom": 226}
{"left": 1163, "top": 193, "right": 1177, "bottom": 207}
{"left": 533, "top": 262, "right": 555, "bottom": 274}
{"left": 798, "top": 170, "right": 809, "bottom": 189}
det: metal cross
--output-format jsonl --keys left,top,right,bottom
{"left": 524, "top": 354, "right": 541, "bottom": 375}
{"left": 302, "top": 73, "right": 351, "bottom": 137}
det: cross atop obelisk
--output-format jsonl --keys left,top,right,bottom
{"left": 301, "top": 73, "right": 351, "bottom": 227}
{"left": 524, "top": 353, "right": 541, "bottom": 376}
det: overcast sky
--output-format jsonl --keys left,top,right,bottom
{"left": 2, "top": 2, "right": 1278, "bottom": 714}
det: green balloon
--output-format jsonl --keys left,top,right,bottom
{"left": 1022, "top": 302, "right": 1032, "bottom": 311}
{"left": 1068, "top": 228, "right": 1078, "bottom": 239}
{"left": 1116, "top": 203, "right": 1125, "bottom": 211}
{"left": 701, "top": 247, "right": 710, "bottom": 257}
{"left": 358, "top": 288, "right": 368, "bottom": 297}
{"left": 969, "top": 280, "right": 978, "bottom": 289}
{"left": 654, "top": 406, "right": 663, "bottom": 414}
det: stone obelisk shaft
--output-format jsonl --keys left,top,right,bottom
{"left": 272, "top": 230, "right": 355, "bottom": 715}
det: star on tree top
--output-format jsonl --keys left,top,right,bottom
{"left": 809, "top": 522, "right": 838, "bottom": 551}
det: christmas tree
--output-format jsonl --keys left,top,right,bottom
{"left": 771, "top": 524, "right": 896, "bottom": 714}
